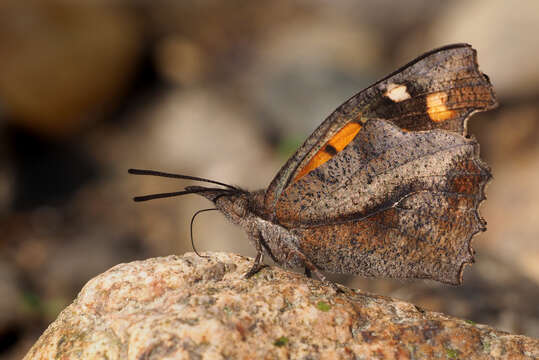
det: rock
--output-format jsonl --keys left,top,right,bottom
{"left": 23, "top": 252, "right": 538, "bottom": 359}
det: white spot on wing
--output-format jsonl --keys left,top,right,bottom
{"left": 384, "top": 83, "right": 411, "bottom": 102}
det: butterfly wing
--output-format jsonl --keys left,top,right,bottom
{"left": 264, "top": 43, "right": 496, "bottom": 216}
{"left": 277, "top": 119, "right": 490, "bottom": 284}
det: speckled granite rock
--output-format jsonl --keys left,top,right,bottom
{"left": 23, "top": 252, "right": 538, "bottom": 359}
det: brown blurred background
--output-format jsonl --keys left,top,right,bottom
{"left": 1, "top": 1, "right": 538, "bottom": 357}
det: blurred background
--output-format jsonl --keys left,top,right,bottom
{"left": 1, "top": 0, "right": 538, "bottom": 357}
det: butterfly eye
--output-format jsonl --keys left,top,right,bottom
{"left": 233, "top": 198, "right": 247, "bottom": 218}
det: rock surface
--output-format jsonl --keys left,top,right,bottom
{"left": 23, "top": 252, "right": 538, "bottom": 359}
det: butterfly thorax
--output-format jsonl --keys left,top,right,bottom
{"left": 187, "top": 185, "right": 304, "bottom": 268}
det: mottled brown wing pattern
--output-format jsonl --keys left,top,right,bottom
{"left": 275, "top": 119, "right": 487, "bottom": 226}
{"left": 278, "top": 119, "right": 490, "bottom": 284}
{"left": 362, "top": 45, "right": 496, "bottom": 134}
{"left": 264, "top": 44, "right": 496, "bottom": 216}
{"left": 291, "top": 189, "right": 485, "bottom": 285}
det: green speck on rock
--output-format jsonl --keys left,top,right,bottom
{"left": 465, "top": 319, "right": 476, "bottom": 325}
{"left": 316, "top": 301, "right": 331, "bottom": 312}
{"left": 483, "top": 340, "right": 491, "bottom": 352}
{"left": 274, "top": 336, "right": 289, "bottom": 347}
{"left": 445, "top": 347, "right": 459, "bottom": 359}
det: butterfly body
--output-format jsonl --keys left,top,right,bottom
{"left": 131, "top": 43, "right": 497, "bottom": 285}
{"left": 188, "top": 187, "right": 306, "bottom": 270}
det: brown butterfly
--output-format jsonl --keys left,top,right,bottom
{"left": 130, "top": 43, "right": 497, "bottom": 285}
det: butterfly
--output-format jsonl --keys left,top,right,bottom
{"left": 130, "top": 43, "right": 497, "bottom": 286}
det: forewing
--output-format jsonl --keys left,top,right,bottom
{"left": 264, "top": 43, "right": 496, "bottom": 216}
{"left": 361, "top": 44, "right": 496, "bottom": 134}
{"left": 277, "top": 119, "right": 490, "bottom": 284}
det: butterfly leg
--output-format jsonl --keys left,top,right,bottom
{"left": 244, "top": 252, "right": 265, "bottom": 278}
{"left": 244, "top": 233, "right": 267, "bottom": 278}
{"left": 252, "top": 218, "right": 339, "bottom": 290}
{"left": 289, "top": 248, "right": 340, "bottom": 292}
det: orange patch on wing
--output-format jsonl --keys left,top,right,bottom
{"left": 426, "top": 92, "right": 456, "bottom": 122}
{"left": 294, "top": 122, "right": 361, "bottom": 181}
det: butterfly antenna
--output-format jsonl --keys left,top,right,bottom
{"left": 128, "top": 168, "right": 238, "bottom": 190}
{"left": 132, "top": 187, "right": 226, "bottom": 202}
{"left": 190, "top": 208, "right": 218, "bottom": 258}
